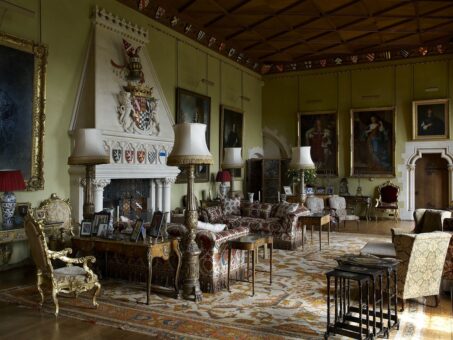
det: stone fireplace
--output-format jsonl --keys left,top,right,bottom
{"left": 68, "top": 7, "right": 179, "bottom": 222}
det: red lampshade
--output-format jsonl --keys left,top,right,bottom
{"left": 0, "top": 170, "right": 26, "bottom": 192}
{"left": 216, "top": 170, "right": 231, "bottom": 183}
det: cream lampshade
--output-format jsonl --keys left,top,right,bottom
{"left": 289, "top": 146, "right": 315, "bottom": 203}
{"left": 167, "top": 123, "right": 213, "bottom": 302}
{"left": 167, "top": 123, "right": 213, "bottom": 166}
{"left": 68, "top": 128, "right": 109, "bottom": 219}
{"left": 221, "top": 147, "right": 244, "bottom": 198}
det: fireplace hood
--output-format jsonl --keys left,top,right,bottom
{"left": 68, "top": 7, "right": 179, "bottom": 222}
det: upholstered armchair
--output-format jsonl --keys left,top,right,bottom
{"left": 393, "top": 232, "right": 451, "bottom": 309}
{"left": 25, "top": 213, "right": 101, "bottom": 317}
{"left": 328, "top": 195, "right": 360, "bottom": 231}
{"left": 305, "top": 196, "right": 325, "bottom": 213}
{"left": 375, "top": 181, "right": 400, "bottom": 221}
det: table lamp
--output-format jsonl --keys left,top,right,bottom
{"left": 68, "top": 129, "right": 110, "bottom": 220}
{"left": 289, "top": 146, "right": 315, "bottom": 204}
{"left": 167, "top": 123, "right": 213, "bottom": 302}
{"left": 222, "top": 147, "right": 244, "bottom": 198}
{"left": 216, "top": 170, "right": 231, "bottom": 199}
{"left": 0, "top": 170, "right": 26, "bottom": 229}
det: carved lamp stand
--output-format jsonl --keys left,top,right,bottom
{"left": 289, "top": 146, "right": 315, "bottom": 205}
{"left": 221, "top": 147, "right": 244, "bottom": 198}
{"left": 167, "top": 123, "right": 213, "bottom": 302}
{"left": 68, "top": 129, "right": 110, "bottom": 220}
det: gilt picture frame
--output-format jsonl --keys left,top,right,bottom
{"left": 412, "top": 99, "right": 449, "bottom": 140}
{"left": 0, "top": 31, "right": 47, "bottom": 190}
{"left": 220, "top": 105, "right": 244, "bottom": 178}
{"left": 175, "top": 87, "right": 211, "bottom": 183}
{"left": 350, "top": 107, "right": 395, "bottom": 177}
{"left": 297, "top": 111, "right": 338, "bottom": 176}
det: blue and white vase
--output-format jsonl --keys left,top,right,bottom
{"left": 1, "top": 192, "right": 16, "bottom": 229}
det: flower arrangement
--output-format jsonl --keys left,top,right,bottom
{"left": 287, "top": 168, "right": 317, "bottom": 186}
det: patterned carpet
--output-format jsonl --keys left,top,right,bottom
{"left": 0, "top": 232, "right": 427, "bottom": 339}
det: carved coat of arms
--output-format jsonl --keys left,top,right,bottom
{"left": 112, "top": 39, "right": 160, "bottom": 136}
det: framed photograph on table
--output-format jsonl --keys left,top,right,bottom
{"left": 14, "top": 202, "right": 31, "bottom": 227}
{"left": 175, "top": 87, "right": 211, "bottom": 183}
{"left": 92, "top": 212, "right": 110, "bottom": 236}
{"left": 220, "top": 105, "right": 244, "bottom": 178}
{"left": 0, "top": 32, "right": 47, "bottom": 190}
{"left": 350, "top": 107, "right": 395, "bottom": 177}
{"left": 283, "top": 186, "right": 292, "bottom": 195}
{"left": 80, "top": 220, "right": 92, "bottom": 236}
{"left": 297, "top": 111, "right": 338, "bottom": 176}
{"left": 149, "top": 211, "right": 164, "bottom": 238}
{"left": 412, "top": 99, "right": 449, "bottom": 140}
{"left": 130, "top": 219, "right": 144, "bottom": 242}
{"left": 97, "top": 223, "right": 109, "bottom": 238}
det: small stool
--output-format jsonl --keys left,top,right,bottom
{"left": 325, "top": 269, "right": 373, "bottom": 340}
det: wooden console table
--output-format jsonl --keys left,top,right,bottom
{"left": 72, "top": 236, "right": 182, "bottom": 304}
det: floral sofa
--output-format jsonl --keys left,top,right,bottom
{"left": 168, "top": 199, "right": 310, "bottom": 293}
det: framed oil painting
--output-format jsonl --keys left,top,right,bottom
{"left": 175, "top": 88, "right": 211, "bottom": 183}
{"left": 412, "top": 99, "right": 449, "bottom": 140}
{"left": 220, "top": 105, "right": 244, "bottom": 178}
{"left": 297, "top": 111, "right": 338, "bottom": 176}
{"left": 351, "top": 107, "right": 395, "bottom": 177}
{"left": 0, "top": 31, "right": 47, "bottom": 190}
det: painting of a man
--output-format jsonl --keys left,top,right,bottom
{"left": 221, "top": 106, "right": 243, "bottom": 177}
{"left": 0, "top": 44, "right": 34, "bottom": 180}
{"left": 298, "top": 112, "right": 337, "bottom": 176}
{"left": 413, "top": 100, "right": 448, "bottom": 140}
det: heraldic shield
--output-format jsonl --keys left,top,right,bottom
{"left": 117, "top": 84, "right": 160, "bottom": 136}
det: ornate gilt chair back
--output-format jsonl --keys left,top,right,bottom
{"left": 375, "top": 180, "right": 400, "bottom": 220}
{"left": 39, "top": 193, "right": 74, "bottom": 237}
{"left": 24, "top": 212, "right": 54, "bottom": 276}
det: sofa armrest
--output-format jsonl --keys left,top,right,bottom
{"left": 196, "top": 226, "right": 249, "bottom": 252}
{"left": 391, "top": 227, "right": 412, "bottom": 242}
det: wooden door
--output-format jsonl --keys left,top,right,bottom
{"left": 415, "top": 153, "right": 448, "bottom": 209}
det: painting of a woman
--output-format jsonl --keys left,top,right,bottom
{"left": 351, "top": 108, "right": 395, "bottom": 177}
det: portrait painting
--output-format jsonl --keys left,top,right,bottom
{"left": 412, "top": 99, "right": 449, "bottom": 140}
{"left": 0, "top": 32, "right": 47, "bottom": 190}
{"left": 297, "top": 111, "right": 338, "bottom": 176}
{"left": 220, "top": 106, "right": 244, "bottom": 177}
{"left": 176, "top": 87, "right": 211, "bottom": 183}
{"left": 351, "top": 107, "right": 395, "bottom": 177}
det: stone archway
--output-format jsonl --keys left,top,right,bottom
{"left": 262, "top": 127, "right": 291, "bottom": 159}
{"left": 399, "top": 141, "right": 453, "bottom": 219}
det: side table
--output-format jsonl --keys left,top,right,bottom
{"left": 298, "top": 213, "right": 331, "bottom": 250}
{"left": 227, "top": 234, "right": 273, "bottom": 296}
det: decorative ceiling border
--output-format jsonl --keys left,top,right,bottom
{"left": 120, "top": 0, "right": 452, "bottom": 75}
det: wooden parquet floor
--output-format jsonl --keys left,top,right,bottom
{"left": 0, "top": 219, "right": 452, "bottom": 340}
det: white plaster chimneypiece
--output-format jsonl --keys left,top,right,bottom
{"left": 68, "top": 7, "right": 179, "bottom": 222}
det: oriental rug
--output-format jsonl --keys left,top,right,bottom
{"left": 0, "top": 233, "right": 434, "bottom": 339}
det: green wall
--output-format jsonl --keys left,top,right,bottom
{"left": 263, "top": 56, "right": 453, "bottom": 209}
{"left": 1, "top": 0, "right": 262, "bottom": 265}
{"left": 1, "top": 0, "right": 262, "bottom": 211}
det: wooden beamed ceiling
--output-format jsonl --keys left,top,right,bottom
{"left": 119, "top": 0, "right": 453, "bottom": 73}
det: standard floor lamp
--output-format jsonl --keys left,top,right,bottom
{"left": 167, "top": 123, "right": 213, "bottom": 302}
{"left": 68, "top": 129, "right": 110, "bottom": 220}
{"left": 221, "top": 147, "right": 244, "bottom": 198}
{"left": 289, "top": 146, "right": 315, "bottom": 204}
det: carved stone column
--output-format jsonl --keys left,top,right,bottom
{"left": 92, "top": 179, "right": 111, "bottom": 213}
{"left": 407, "top": 164, "right": 416, "bottom": 213}
{"left": 163, "top": 177, "right": 176, "bottom": 222}
{"left": 448, "top": 165, "right": 453, "bottom": 204}
{"left": 156, "top": 179, "right": 163, "bottom": 211}
{"left": 149, "top": 179, "right": 156, "bottom": 213}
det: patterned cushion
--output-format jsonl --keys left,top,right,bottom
{"left": 205, "top": 206, "right": 224, "bottom": 223}
{"left": 241, "top": 202, "right": 272, "bottom": 219}
{"left": 198, "top": 208, "right": 209, "bottom": 222}
{"left": 221, "top": 197, "right": 241, "bottom": 216}
{"left": 272, "top": 202, "right": 299, "bottom": 219}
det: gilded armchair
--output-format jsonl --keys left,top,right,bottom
{"left": 393, "top": 232, "right": 451, "bottom": 309}
{"left": 39, "top": 193, "right": 74, "bottom": 249}
{"left": 375, "top": 180, "right": 400, "bottom": 221}
{"left": 25, "top": 213, "right": 100, "bottom": 317}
